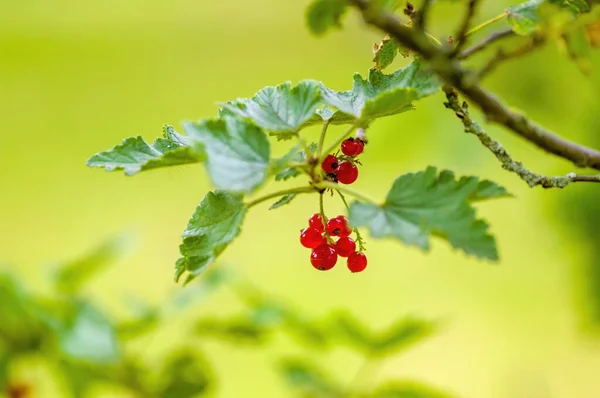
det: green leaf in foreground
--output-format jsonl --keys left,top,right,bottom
{"left": 184, "top": 117, "right": 270, "bottom": 193}
{"left": 306, "top": 0, "right": 349, "bottom": 36}
{"left": 320, "top": 58, "right": 441, "bottom": 124}
{"left": 272, "top": 143, "right": 317, "bottom": 181}
{"left": 334, "top": 313, "right": 435, "bottom": 357}
{"left": 349, "top": 167, "right": 509, "bottom": 260}
{"left": 87, "top": 125, "right": 204, "bottom": 176}
{"left": 221, "top": 81, "right": 321, "bottom": 139}
{"left": 176, "top": 191, "right": 246, "bottom": 284}
{"left": 373, "top": 381, "right": 455, "bottom": 398}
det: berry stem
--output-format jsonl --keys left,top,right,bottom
{"left": 336, "top": 190, "right": 366, "bottom": 252}
{"left": 319, "top": 124, "right": 357, "bottom": 163}
{"left": 317, "top": 181, "right": 378, "bottom": 205}
{"left": 319, "top": 193, "right": 334, "bottom": 244}
{"left": 316, "top": 120, "right": 331, "bottom": 160}
{"left": 245, "top": 186, "right": 316, "bottom": 209}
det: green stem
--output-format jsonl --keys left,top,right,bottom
{"left": 336, "top": 190, "right": 366, "bottom": 252}
{"left": 320, "top": 125, "right": 357, "bottom": 162}
{"left": 316, "top": 120, "right": 331, "bottom": 159}
{"left": 245, "top": 186, "right": 316, "bottom": 209}
{"left": 318, "top": 181, "right": 378, "bottom": 205}
{"left": 425, "top": 31, "right": 442, "bottom": 46}
{"left": 319, "top": 193, "right": 334, "bottom": 243}
{"left": 465, "top": 12, "right": 507, "bottom": 37}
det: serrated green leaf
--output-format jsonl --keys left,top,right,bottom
{"left": 176, "top": 191, "right": 246, "bottom": 284}
{"left": 334, "top": 313, "right": 435, "bottom": 357}
{"left": 184, "top": 117, "right": 270, "bottom": 193}
{"left": 373, "top": 381, "right": 455, "bottom": 398}
{"left": 87, "top": 125, "right": 204, "bottom": 176}
{"left": 469, "top": 180, "right": 513, "bottom": 201}
{"left": 321, "top": 59, "right": 441, "bottom": 124}
{"left": 59, "top": 303, "right": 119, "bottom": 364}
{"left": 306, "top": 0, "right": 349, "bottom": 36}
{"left": 372, "top": 36, "right": 401, "bottom": 70}
{"left": 507, "top": 0, "right": 543, "bottom": 35}
{"left": 269, "top": 194, "right": 298, "bottom": 210}
{"left": 221, "top": 81, "right": 321, "bottom": 138}
{"left": 349, "top": 167, "right": 509, "bottom": 260}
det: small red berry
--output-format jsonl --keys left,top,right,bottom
{"left": 336, "top": 162, "right": 358, "bottom": 184}
{"left": 347, "top": 252, "right": 367, "bottom": 273}
{"left": 310, "top": 244, "right": 338, "bottom": 270}
{"left": 308, "top": 213, "right": 325, "bottom": 232}
{"left": 300, "top": 227, "right": 326, "bottom": 249}
{"left": 341, "top": 138, "right": 364, "bottom": 156}
{"left": 335, "top": 237, "right": 356, "bottom": 257}
{"left": 321, "top": 154, "right": 339, "bottom": 174}
{"left": 326, "top": 216, "right": 352, "bottom": 238}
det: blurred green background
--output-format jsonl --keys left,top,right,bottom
{"left": 2, "top": 0, "right": 600, "bottom": 397}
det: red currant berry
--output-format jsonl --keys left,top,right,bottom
{"left": 347, "top": 252, "right": 367, "bottom": 273}
{"left": 310, "top": 244, "right": 338, "bottom": 270}
{"left": 321, "top": 154, "right": 339, "bottom": 174}
{"left": 326, "top": 216, "right": 352, "bottom": 238}
{"left": 335, "top": 237, "right": 356, "bottom": 257}
{"left": 336, "top": 162, "right": 358, "bottom": 185}
{"left": 308, "top": 213, "right": 325, "bottom": 232}
{"left": 341, "top": 138, "right": 364, "bottom": 156}
{"left": 300, "top": 227, "right": 326, "bottom": 249}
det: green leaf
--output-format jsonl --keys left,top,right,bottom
{"left": 321, "top": 59, "right": 441, "bottom": 124}
{"left": 176, "top": 191, "right": 246, "bottom": 284}
{"left": 373, "top": 381, "right": 455, "bottom": 398}
{"left": 269, "top": 194, "right": 298, "bottom": 210}
{"left": 221, "top": 81, "right": 322, "bottom": 138}
{"left": 59, "top": 303, "right": 119, "bottom": 364}
{"left": 54, "top": 235, "right": 130, "bottom": 294}
{"left": 563, "top": 25, "right": 593, "bottom": 74}
{"left": 87, "top": 125, "right": 204, "bottom": 176}
{"left": 349, "top": 167, "right": 509, "bottom": 260}
{"left": 195, "top": 317, "right": 269, "bottom": 344}
{"left": 306, "top": 0, "right": 349, "bottom": 36}
{"left": 159, "top": 352, "right": 212, "bottom": 398}
{"left": 334, "top": 313, "right": 435, "bottom": 357}
{"left": 279, "top": 359, "right": 340, "bottom": 397}
{"left": 272, "top": 143, "right": 317, "bottom": 181}
{"left": 184, "top": 117, "right": 270, "bottom": 193}
{"left": 469, "top": 180, "right": 512, "bottom": 202}
{"left": 372, "top": 36, "right": 401, "bottom": 70}
{"left": 506, "top": 0, "right": 590, "bottom": 36}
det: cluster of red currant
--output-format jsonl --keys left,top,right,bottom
{"left": 320, "top": 136, "right": 365, "bottom": 184}
{"left": 300, "top": 213, "right": 367, "bottom": 273}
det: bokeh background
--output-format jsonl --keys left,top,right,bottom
{"left": 2, "top": 0, "right": 600, "bottom": 397}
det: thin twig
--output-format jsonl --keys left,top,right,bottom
{"left": 451, "top": 0, "right": 480, "bottom": 55}
{"left": 478, "top": 35, "right": 545, "bottom": 79}
{"left": 415, "top": 0, "right": 434, "bottom": 31}
{"left": 245, "top": 186, "right": 316, "bottom": 208}
{"left": 336, "top": 189, "right": 366, "bottom": 251}
{"left": 458, "top": 27, "right": 515, "bottom": 59}
{"left": 348, "top": 0, "right": 600, "bottom": 170}
{"left": 443, "top": 87, "right": 600, "bottom": 188}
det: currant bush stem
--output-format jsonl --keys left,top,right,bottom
{"left": 245, "top": 186, "right": 316, "bottom": 209}
{"left": 336, "top": 190, "right": 366, "bottom": 252}
{"left": 319, "top": 193, "right": 334, "bottom": 244}
{"left": 318, "top": 181, "right": 378, "bottom": 205}
{"left": 465, "top": 12, "right": 507, "bottom": 37}
{"left": 320, "top": 124, "right": 357, "bottom": 162}
{"left": 316, "top": 120, "right": 331, "bottom": 160}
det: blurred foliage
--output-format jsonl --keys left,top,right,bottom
{"left": 0, "top": 239, "right": 450, "bottom": 398}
